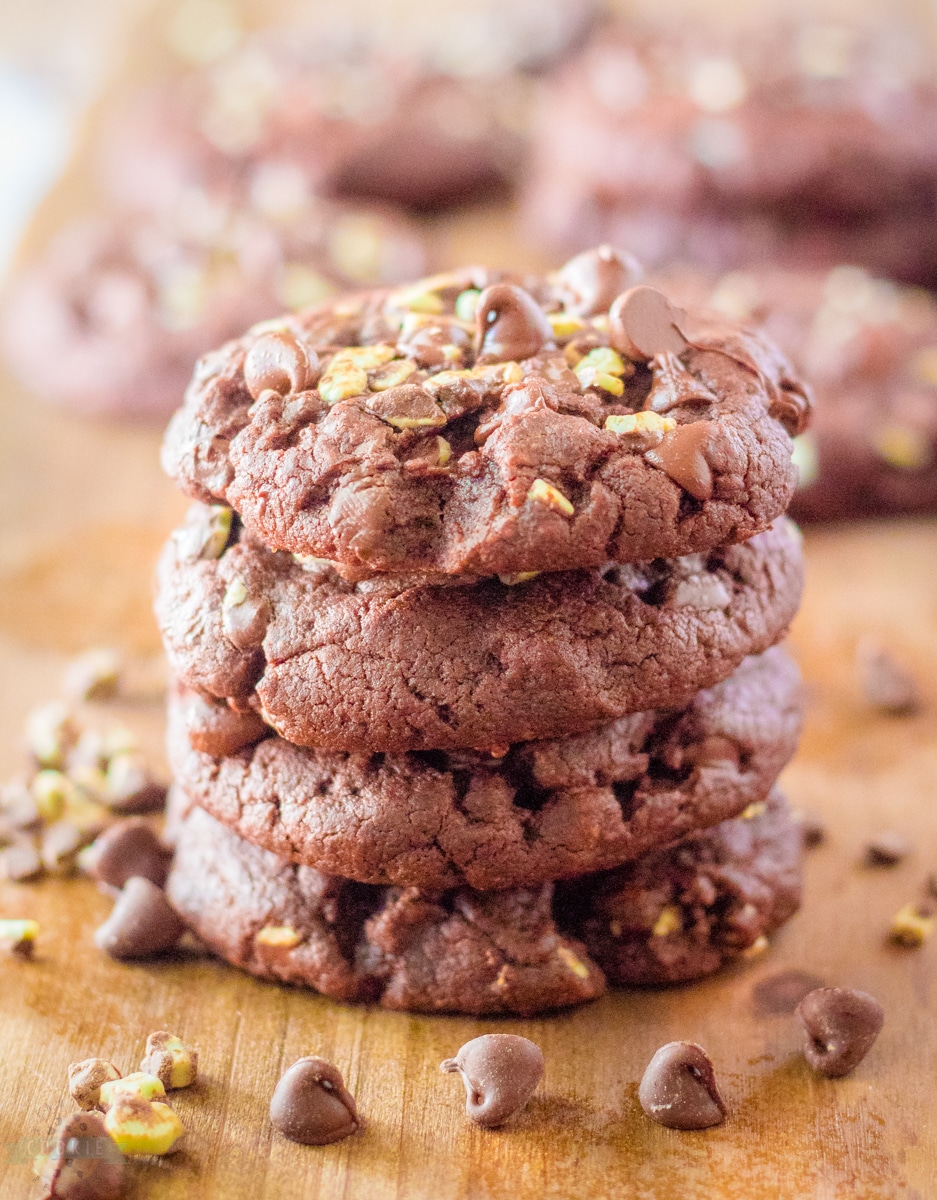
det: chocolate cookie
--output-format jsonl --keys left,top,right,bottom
{"left": 155, "top": 505, "right": 803, "bottom": 751}
{"left": 657, "top": 265, "right": 937, "bottom": 523}
{"left": 161, "top": 253, "right": 810, "bottom": 575}
{"left": 101, "top": 1, "right": 596, "bottom": 216}
{"left": 0, "top": 203, "right": 423, "bottom": 420}
{"left": 525, "top": 23, "right": 937, "bottom": 285}
{"left": 165, "top": 790, "right": 801, "bottom": 1009}
{"left": 167, "top": 647, "right": 801, "bottom": 890}
{"left": 165, "top": 793, "right": 606, "bottom": 1016}
{"left": 563, "top": 788, "right": 802, "bottom": 986}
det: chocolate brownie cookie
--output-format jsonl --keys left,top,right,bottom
{"left": 562, "top": 788, "right": 802, "bottom": 986}
{"left": 162, "top": 253, "right": 810, "bottom": 575}
{"left": 525, "top": 23, "right": 937, "bottom": 285}
{"left": 658, "top": 265, "right": 937, "bottom": 523}
{"left": 165, "top": 793, "right": 606, "bottom": 1016}
{"left": 102, "top": 0, "right": 596, "bottom": 216}
{"left": 165, "top": 791, "right": 801, "bottom": 1008}
{"left": 1, "top": 203, "right": 423, "bottom": 420}
{"left": 167, "top": 647, "right": 801, "bottom": 890}
{"left": 155, "top": 505, "right": 803, "bottom": 751}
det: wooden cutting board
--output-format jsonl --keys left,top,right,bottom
{"left": 1, "top": 2, "right": 937, "bottom": 1195}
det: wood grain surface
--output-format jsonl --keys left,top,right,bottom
{"left": 2, "top": 2, "right": 937, "bottom": 1197}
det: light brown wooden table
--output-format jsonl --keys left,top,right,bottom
{"left": 2, "top": 2, "right": 937, "bottom": 1196}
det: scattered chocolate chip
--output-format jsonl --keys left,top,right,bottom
{"left": 63, "top": 648, "right": 122, "bottom": 703}
{"left": 269, "top": 1057, "right": 359, "bottom": 1145}
{"left": 553, "top": 244, "right": 643, "bottom": 317}
{"left": 82, "top": 820, "right": 172, "bottom": 892}
{"left": 864, "top": 832, "right": 910, "bottom": 868}
{"left": 94, "top": 876, "right": 185, "bottom": 960}
{"left": 37, "top": 1111, "right": 125, "bottom": 1200}
{"left": 638, "top": 1042, "right": 726, "bottom": 1130}
{"left": 796, "top": 987, "right": 884, "bottom": 1077}
{"left": 796, "top": 810, "right": 827, "bottom": 849}
{"left": 926, "top": 873, "right": 937, "bottom": 901}
{"left": 857, "top": 642, "right": 921, "bottom": 715}
{"left": 440, "top": 1034, "right": 544, "bottom": 1128}
{"left": 751, "top": 969, "right": 826, "bottom": 1016}
{"left": 609, "top": 285, "right": 688, "bottom": 362}
{"left": 475, "top": 284, "right": 553, "bottom": 364}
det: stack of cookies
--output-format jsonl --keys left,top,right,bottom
{"left": 154, "top": 245, "right": 811, "bottom": 1015}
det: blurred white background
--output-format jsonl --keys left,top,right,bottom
{"left": 0, "top": 0, "right": 149, "bottom": 274}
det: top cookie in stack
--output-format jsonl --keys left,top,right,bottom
{"left": 156, "top": 246, "right": 811, "bottom": 1013}
{"left": 162, "top": 245, "right": 809, "bottom": 576}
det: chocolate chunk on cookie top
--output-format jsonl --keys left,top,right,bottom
{"left": 162, "top": 249, "right": 811, "bottom": 575}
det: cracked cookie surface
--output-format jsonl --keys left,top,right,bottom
{"left": 155, "top": 504, "right": 804, "bottom": 751}
{"left": 165, "top": 789, "right": 801, "bottom": 1009}
{"left": 162, "top": 250, "right": 810, "bottom": 576}
{"left": 562, "top": 787, "right": 802, "bottom": 985}
{"left": 168, "top": 648, "right": 801, "bottom": 890}
{"left": 165, "top": 792, "right": 605, "bottom": 1016}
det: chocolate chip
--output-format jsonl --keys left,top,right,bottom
{"left": 644, "top": 421, "right": 716, "bottom": 501}
{"left": 475, "top": 284, "right": 553, "bottom": 364}
{"left": 864, "top": 832, "right": 910, "bottom": 867}
{"left": 269, "top": 1057, "right": 359, "bottom": 1145}
{"left": 769, "top": 380, "right": 812, "bottom": 437}
{"left": 752, "top": 969, "right": 826, "bottom": 1016}
{"left": 440, "top": 1034, "right": 544, "bottom": 1128}
{"left": 796, "top": 987, "right": 884, "bottom": 1077}
{"left": 103, "top": 755, "right": 167, "bottom": 815}
{"left": 553, "top": 244, "right": 643, "bottom": 317}
{"left": 646, "top": 351, "right": 717, "bottom": 413}
{"left": 37, "top": 1111, "right": 125, "bottom": 1200}
{"left": 638, "top": 1042, "right": 726, "bottom": 1130}
{"left": 82, "top": 820, "right": 172, "bottom": 891}
{"left": 798, "top": 811, "right": 827, "bottom": 849}
{"left": 94, "top": 876, "right": 185, "bottom": 960}
{"left": 857, "top": 642, "right": 921, "bottom": 715}
{"left": 244, "top": 330, "right": 317, "bottom": 400}
{"left": 609, "top": 286, "right": 688, "bottom": 362}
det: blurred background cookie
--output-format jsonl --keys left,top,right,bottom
{"left": 99, "top": 0, "right": 597, "bottom": 215}
{"left": 524, "top": 19, "right": 937, "bottom": 284}
{"left": 658, "top": 263, "right": 937, "bottom": 521}
{"left": 0, "top": 198, "right": 425, "bottom": 419}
